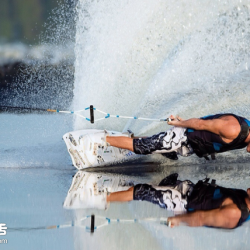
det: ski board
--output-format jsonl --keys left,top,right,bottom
{"left": 63, "top": 129, "right": 138, "bottom": 169}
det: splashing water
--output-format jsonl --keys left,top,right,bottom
{"left": 1, "top": 1, "right": 76, "bottom": 110}
{"left": 74, "top": 0, "right": 250, "bottom": 137}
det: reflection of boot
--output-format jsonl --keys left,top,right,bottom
{"left": 158, "top": 173, "right": 178, "bottom": 186}
{"left": 63, "top": 172, "right": 108, "bottom": 210}
{"left": 65, "top": 189, "right": 108, "bottom": 210}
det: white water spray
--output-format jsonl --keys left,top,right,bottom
{"left": 74, "top": 0, "right": 250, "bottom": 136}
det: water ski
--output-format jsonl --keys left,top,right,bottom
{"left": 63, "top": 129, "right": 138, "bottom": 169}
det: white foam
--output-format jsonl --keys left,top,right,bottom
{"left": 73, "top": 0, "right": 250, "bottom": 136}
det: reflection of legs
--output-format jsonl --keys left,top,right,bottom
{"left": 133, "top": 183, "right": 191, "bottom": 211}
{"left": 107, "top": 187, "right": 134, "bottom": 202}
{"left": 106, "top": 136, "right": 134, "bottom": 151}
{"left": 106, "top": 183, "right": 189, "bottom": 212}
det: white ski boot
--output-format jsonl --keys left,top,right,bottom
{"left": 63, "top": 129, "right": 138, "bottom": 169}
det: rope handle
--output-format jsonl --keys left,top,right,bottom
{"left": 62, "top": 105, "right": 171, "bottom": 123}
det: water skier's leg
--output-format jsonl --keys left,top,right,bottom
{"left": 106, "top": 136, "right": 134, "bottom": 151}
{"left": 106, "top": 128, "right": 193, "bottom": 156}
{"left": 133, "top": 128, "right": 193, "bottom": 156}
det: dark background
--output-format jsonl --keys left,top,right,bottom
{"left": 0, "top": 0, "right": 59, "bottom": 44}
{"left": 0, "top": 0, "right": 76, "bottom": 111}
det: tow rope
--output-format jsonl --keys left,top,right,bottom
{"left": 1, "top": 105, "right": 171, "bottom": 123}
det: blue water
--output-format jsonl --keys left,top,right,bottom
{"left": 0, "top": 168, "right": 74, "bottom": 249}
{"left": 1, "top": 112, "right": 250, "bottom": 250}
{"left": 0, "top": 113, "right": 75, "bottom": 249}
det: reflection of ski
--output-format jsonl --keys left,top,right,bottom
{"left": 63, "top": 129, "right": 139, "bottom": 169}
{"left": 68, "top": 171, "right": 87, "bottom": 193}
{"left": 63, "top": 171, "right": 138, "bottom": 209}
